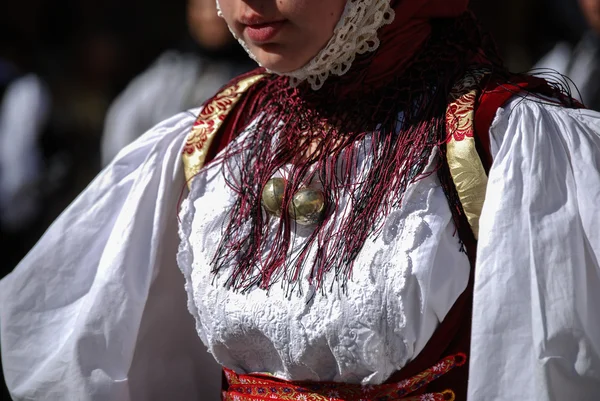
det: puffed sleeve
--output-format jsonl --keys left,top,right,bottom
{"left": 0, "top": 110, "right": 222, "bottom": 400}
{"left": 468, "top": 98, "right": 600, "bottom": 400}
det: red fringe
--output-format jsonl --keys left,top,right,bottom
{"left": 208, "top": 13, "right": 505, "bottom": 293}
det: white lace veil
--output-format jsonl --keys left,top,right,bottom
{"left": 216, "top": 0, "right": 395, "bottom": 90}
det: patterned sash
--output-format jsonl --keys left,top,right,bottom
{"left": 222, "top": 353, "right": 466, "bottom": 401}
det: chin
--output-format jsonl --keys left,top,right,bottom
{"left": 252, "top": 45, "right": 311, "bottom": 74}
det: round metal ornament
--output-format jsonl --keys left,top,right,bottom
{"left": 261, "top": 178, "right": 286, "bottom": 216}
{"left": 288, "top": 188, "right": 326, "bottom": 226}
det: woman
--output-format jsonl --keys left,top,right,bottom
{"left": 1, "top": 1, "right": 600, "bottom": 400}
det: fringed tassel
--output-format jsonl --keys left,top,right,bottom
{"left": 208, "top": 13, "right": 505, "bottom": 293}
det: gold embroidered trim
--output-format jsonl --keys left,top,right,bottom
{"left": 182, "top": 74, "right": 265, "bottom": 187}
{"left": 445, "top": 69, "right": 490, "bottom": 240}
{"left": 183, "top": 70, "right": 490, "bottom": 239}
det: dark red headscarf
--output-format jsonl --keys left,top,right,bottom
{"left": 368, "top": 0, "right": 470, "bottom": 83}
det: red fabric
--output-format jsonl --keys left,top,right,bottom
{"left": 362, "top": 0, "right": 470, "bottom": 85}
{"left": 473, "top": 74, "right": 582, "bottom": 168}
{"left": 204, "top": 69, "right": 269, "bottom": 163}
{"left": 475, "top": 75, "right": 549, "bottom": 156}
{"left": 222, "top": 353, "right": 466, "bottom": 400}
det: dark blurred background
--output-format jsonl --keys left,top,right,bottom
{"left": 0, "top": 1, "right": 188, "bottom": 397}
{"left": 0, "top": 0, "right": 594, "bottom": 398}
{"left": 0, "top": 0, "right": 188, "bottom": 268}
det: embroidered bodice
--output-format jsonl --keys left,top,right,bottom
{"left": 177, "top": 126, "right": 471, "bottom": 385}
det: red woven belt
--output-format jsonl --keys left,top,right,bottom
{"left": 222, "top": 353, "right": 466, "bottom": 401}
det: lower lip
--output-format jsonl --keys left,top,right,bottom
{"left": 244, "top": 21, "right": 285, "bottom": 43}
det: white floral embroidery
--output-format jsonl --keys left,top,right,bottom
{"left": 432, "top": 362, "right": 446, "bottom": 373}
{"left": 396, "top": 379, "right": 410, "bottom": 389}
{"left": 361, "top": 385, "right": 374, "bottom": 394}
{"left": 177, "top": 129, "right": 471, "bottom": 385}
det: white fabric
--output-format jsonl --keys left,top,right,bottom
{"left": 101, "top": 51, "right": 246, "bottom": 166}
{"left": 469, "top": 97, "right": 600, "bottom": 399}
{"left": 3, "top": 96, "right": 600, "bottom": 400}
{"left": 0, "top": 110, "right": 222, "bottom": 401}
{"left": 0, "top": 74, "right": 50, "bottom": 229}
{"left": 178, "top": 131, "right": 470, "bottom": 385}
{"left": 217, "top": 0, "right": 394, "bottom": 90}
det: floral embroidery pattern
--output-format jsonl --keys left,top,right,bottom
{"left": 222, "top": 353, "right": 465, "bottom": 401}
{"left": 445, "top": 69, "right": 488, "bottom": 142}
{"left": 182, "top": 74, "right": 265, "bottom": 186}
{"left": 444, "top": 69, "right": 490, "bottom": 239}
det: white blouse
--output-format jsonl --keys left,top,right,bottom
{"left": 178, "top": 132, "right": 470, "bottom": 385}
{"left": 1, "top": 96, "right": 600, "bottom": 401}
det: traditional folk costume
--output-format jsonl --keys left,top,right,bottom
{"left": 2, "top": 1, "right": 600, "bottom": 400}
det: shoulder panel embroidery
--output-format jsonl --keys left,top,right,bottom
{"left": 182, "top": 74, "right": 265, "bottom": 186}
{"left": 445, "top": 69, "right": 489, "bottom": 240}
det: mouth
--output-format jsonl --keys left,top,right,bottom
{"left": 240, "top": 16, "right": 287, "bottom": 43}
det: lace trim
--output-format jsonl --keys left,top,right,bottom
{"left": 216, "top": 0, "right": 395, "bottom": 91}
{"left": 177, "top": 181, "right": 208, "bottom": 345}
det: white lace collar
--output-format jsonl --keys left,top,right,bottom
{"left": 217, "top": 0, "right": 395, "bottom": 91}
